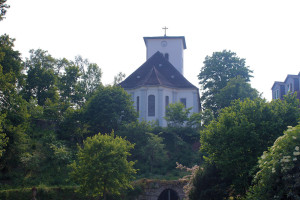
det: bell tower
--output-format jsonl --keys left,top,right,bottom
{"left": 143, "top": 28, "right": 186, "bottom": 75}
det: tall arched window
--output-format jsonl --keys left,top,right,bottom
{"left": 165, "top": 96, "right": 169, "bottom": 112}
{"left": 180, "top": 98, "right": 186, "bottom": 108}
{"left": 148, "top": 95, "right": 155, "bottom": 116}
{"left": 136, "top": 96, "right": 140, "bottom": 112}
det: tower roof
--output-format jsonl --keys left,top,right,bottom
{"left": 119, "top": 51, "right": 197, "bottom": 89}
{"left": 143, "top": 36, "right": 187, "bottom": 49}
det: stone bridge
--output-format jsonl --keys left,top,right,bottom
{"left": 135, "top": 179, "right": 187, "bottom": 200}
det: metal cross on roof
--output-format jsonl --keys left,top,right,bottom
{"left": 162, "top": 26, "right": 168, "bottom": 36}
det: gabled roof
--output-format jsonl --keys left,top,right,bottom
{"left": 284, "top": 74, "right": 300, "bottom": 83}
{"left": 119, "top": 51, "right": 197, "bottom": 90}
{"left": 271, "top": 81, "right": 285, "bottom": 90}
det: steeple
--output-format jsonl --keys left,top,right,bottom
{"left": 143, "top": 32, "right": 186, "bottom": 75}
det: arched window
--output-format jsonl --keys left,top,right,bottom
{"left": 136, "top": 96, "right": 140, "bottom": 112}
{"left": 180, "top": 98, "right": 186, "bottom": 108}
{"left": 148, "top": 95, "right": 155, "bottom": 116}
{"left": 165, "top": 96, "right": 169, "bottom": 113}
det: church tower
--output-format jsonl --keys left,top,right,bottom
{"left": 119, "top": 30, "right": 199, "bottom": 127}
{"left": 143, "top": 36, "right": 186, "bottom": 74}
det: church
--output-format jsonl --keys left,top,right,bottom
{"left": 119, "top": 31, "right": 200, "bottom": 127}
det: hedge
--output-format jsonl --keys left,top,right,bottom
{"left": 0, "top": 186, "right": 90, "bottom": 200}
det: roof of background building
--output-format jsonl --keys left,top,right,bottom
{"left": 119, "top": 51, "right": 197, "bottom": 89}
{"left": 284, "top": 74, "right": 300, "bottom": 83}
{"left": 271, "top": 81, "right": 285, "bottom": 90}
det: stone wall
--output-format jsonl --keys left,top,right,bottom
{"left": 134, "top": 179, "right": 187, "bottom": 200}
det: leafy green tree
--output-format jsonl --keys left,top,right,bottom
{"left": 75, "top": 55, "right": 102, "bottom": 102}
{"left": 24, "top": 49, "right": 59, "bottom": 106}
{"left": 0, "top": 35, "right": 30, "bottom": 183}
{"left": 198, "top": 50, "right": 253, "bottom": 114}
{"left": 59, "top": 63, "right": 81, "bottom": 104}
{"left": 164, "top": 102, "right": 207, "bottom": 143}
{"left": 82, "top": 85, "right": 137, "bottom": 134}
{"left": 114, "top": 72, "right": 126, "bottom": 85}
{"left": 69, "top": 133, "right": 136, "bottom": 200}
{"left": 165, "top": 102, "right": 192, "bottom": 128}
{"left": 0, "top": 0, "right": 9, "bottom": 21}
{"left": 245, "top": 124, "right": 300, "bottom": 200}
{"left": 200, "top": 95, "right": 300, "bottom": 197}
{"left": 145, "top": 132, "right": 168, "bottom": 173}
{"left": 215, "top": 76, "right": 260, "bottom": 109}
{"left": 20, "top": 128, "right": 73, "bottom": 186}
{"left": 189, "top": 163, "right": 229, "bottom": 200}
{"left": 0, "top": 114, "right": 8, "bottom": 157}
{"left": 116, "top": 121, "right": 154, "bottom": 175}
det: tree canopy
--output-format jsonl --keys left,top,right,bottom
{"left": 215, "top": 76, "right": 260, "bottom": 109}
{"left": 199, "top": 94, "right": 300, "bottom": 197}
{"left": 69, "top": 132, "right": 136, "bottom": 200}
{"left": 0, "top": 0, "right": 9, "bottom": 21}
{"left": 198, "top": 50, "right": 253, "bottom": 114}
{"left": 245, "top": 124, "right": 300, "bottom": 199}
{"left": 81, "top": 85, "right": 137, "bottom": 134}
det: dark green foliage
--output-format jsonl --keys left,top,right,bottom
{"left": 116, "top": 121, "right": 159, "bottom": 175}
{"left": 198, "top": 50, "right": 253, "bottom": 115}
{"left": 0, "top": 35, "right": 31, "bottom": 185}
{"left": 0, "top": 0, "right": 9, "bottom": 21}
{"left": 165, "top": 102, "right": 192, "bottom": 128}
{"left": 24, "top": 49, "right": 59, "bottom": 106}
{"left": 199, "top": 95, "right": 300, "bottom": 197}
{"left": 81, "top": 85, "right": 138, "bottom": 134}
{"left": 245, "top": 124, "right": 300, "bottom": 200}
{"left": 69, "top": 133, "right": 137, "bottom": 199}
{"left": 189, "top": 163, "right": 229, "bottom": 200}
{"left": 161, "top": 130, "right": 199, "bottom": 169}
{"left": 215, "top": 76, "right": 260, "bottom": 109}
{"left": 116, "top": 121, "right": 200, "bottom": 178}
{"left": 74, "top": 56, "right": 102, "bottom": 104}
{"left": 0, "top": 186, "right": 90, "bottom": 200}
{"left": 0, "top": 185, "right": 143, "bottom": 200}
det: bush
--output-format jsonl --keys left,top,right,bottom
{"left": 0, "top": 186, "right": 87, "bottom": 200}
{"left": 245, "top": 124, "right": 300, "bottom": 200}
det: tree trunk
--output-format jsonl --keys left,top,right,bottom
{"left": 103, "top": 188, "right": 107, "bottom": 200}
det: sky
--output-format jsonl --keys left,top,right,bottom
{"left": 1, "top": 0, "right": 300, "bottom": 101}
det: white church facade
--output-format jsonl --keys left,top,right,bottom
{"left": 119, "top": 34, "right": 200, "bottom": 127}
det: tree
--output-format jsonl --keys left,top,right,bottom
{"left": 113, "top": 72, "right": 126, "bottom": 85}
{"left": 188, "top": 163, "right": 229, "bottom": 200}
{"left": 246, "top": 124, "right": 300, "bottom": 200}
{"left": 215, "top": 76, "right": 260, "bottom": 109}
{"left": 144, "top": 132, "right": 168, "bottom": 173}
{"left": 0, "top": 0, "right": 9, "bottom": 21}
{"left": 75, "top": 55, "right": 102, "bottom": 103}
{"left": 24, "top": 49, "right": 59, "bottom": 106}
{"left": 59, "top": 63, "right": 81, "bottom": 104}
{"left": 0, "top": 114, "right": 8, "bottom": 157}
{"left": 82, "top": 85, "right": 137, "bottom": 134}
{"left": 0, "top": 35, "right": 30, "bottom": 183}
{"left": 198, "top": 50, "right": 253, "bottom": 114}
{"left": 116, "top": 121, "right": 155, "bottom": 175}
{"left": 69, "top": 132, "right": 136, "bottom": 200}
{"left": 165, "top": 102, "right": 192, "bottom": 128}
{"left": 199, "top": 95, "right": 300, "bottom": 197}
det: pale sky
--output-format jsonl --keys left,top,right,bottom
{"left": 1, "top": 0, "right": 300, "bottom": 101}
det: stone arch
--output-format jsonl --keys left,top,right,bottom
{"left": 158, "top": 188, "right": 179, "bottom": 200}
{"left": 135, "top": 179, "right": 186, "bottom": 200}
